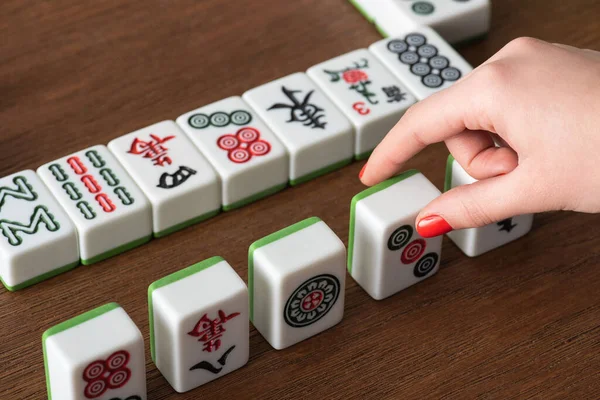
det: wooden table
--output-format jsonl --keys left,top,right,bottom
{"left": 1, "top": 1, "right": 599, "bottom": 398}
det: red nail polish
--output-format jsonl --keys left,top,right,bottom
{"left": 416, "top": 215, "right": 453, "bottom": 238}
{"left": 359, "top": 164, "right": 367, "bottom": 179}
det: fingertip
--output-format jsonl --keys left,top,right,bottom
{"left": 416, "top": 214, "right": 454, "bottom": 238}
{"left": 358, "top": 164, "right": 366, "bottom": 180}
{"left": 358, "top": 163, "right": 370, "bottom": 186}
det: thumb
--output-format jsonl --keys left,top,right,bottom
{"left": 416, "top": 169, "right": 538, "bottom": 238}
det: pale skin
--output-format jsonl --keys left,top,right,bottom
{"left": 359, "top": 37, "right": 600, "bottom": 237}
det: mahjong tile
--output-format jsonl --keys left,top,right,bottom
{"left": 108, "top": 121, "right": 221, "bottom": 238}
{"left": 307, "top": 49, "right": 416, "bottom": 160}
{"left": 348, "top": 170, "right": 442, "bottom": 300}
{"left": 243, "top": 73, "right": 354, "bottom": 185}
{"left": 0, "top": 170, "right": 79, "bottom": 291}
{"left": 176, "top": 97, "right": 288, "bottom": 211}
{"left": 148, "top": 256, "right": 248, "bottom": 393}
{"left": 37, "top": 145, "right": 152, "bottom": 265}
{"left": 43, "top": 303, "right": 146, "bottom": 400}
{"left": 445, "top": 155, "right": 534, "bottom": 257}
{"left": 390, "top": 0, "right": 491, "bottom": 44}
{"left": 348, "top": 0, "right": 378, "bottom": 23}
{"left": 370, "top": 25, "right": 473, "bottom": 100}
{"left": 249, "top": 217, "right": 346, "bottom": 349}
{"left": 349, "top": 0, "right": 421, "bottom": 38}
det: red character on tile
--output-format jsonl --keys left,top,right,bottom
{"left": 187, "top": 310, "right": 240, "bottom": 352}
{"left": 128, "top": 134, "right": 175, "bottom": 166}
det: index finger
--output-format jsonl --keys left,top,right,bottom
{"left": 359, "top": 69, "right": 497, "bottom": 186}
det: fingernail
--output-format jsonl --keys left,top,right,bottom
{"left": 416, "top": 215, "right": 453, "bottom": 238}
{"left": 359, "top": 164, "right": 367, "bottom": 179}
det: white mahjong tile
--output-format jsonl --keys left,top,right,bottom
{"left": 348, "top": 0, "right": 379, "bottom": 23}
{"left": 249, "top": 217, "right": 346, "bottom": 350}
{"left": 176, "top": 97, "right": 288, "bottom": 210}
{"left": 37, "top": 145, "right": 152, "bottom": 265}
{"left": 349, "top": 0, "right": 421, "bottom": 38}
{"left": 389, "top": 0, "right": 491, "bottom": 44}
{"left": 444, "top": 155, "right": 534, "bottom": 257}
{"left": 43, "top": 303, "right": 146, "bottom": 400}
{"left": 148, "top": 257, "right": 249, "bottom": 393}
{"left": 307, "top": 49, "right": 416, "bottom": 160}
{"left": 348, "top": 170, "right": 442, "bottom": 300}
{"left": 243, "top": 73, "right": 354, "bottom": 185}
{"left": 370, "top": 25, "right": 473, "bottom": 100}
{"left": 0, "top": 170, "right": 79, "bottom": 291}
{"left": 108, "top": 121, "right": 221, "bottom": 238}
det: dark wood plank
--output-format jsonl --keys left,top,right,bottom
{"left": 0, "top": 1, "right": 599, "bottom": 398}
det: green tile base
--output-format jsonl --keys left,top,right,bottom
{"left": 444, "top": 154, "right": 455, "bottom": 192}
{"left": 348, "top": 0, "right": 374, "bottom": 22}
{"left": 147, "top": 256, "right": 223, "bottom": 362}
{"left": 375, "top": 22, "right": 390, "bottom": 38}
{"left": 355, "top": 150, "right": 373, "bottom": 161}
{"left": 222, "top": 183, "right": 288, "bottom": 211}
{"left": 347, "top": 170, "right": 419, "bottom": 274}
{"left": 43, "top": 302, "right": 120, "bottom": 400}
{"left": 290, "top": 158, "right": 353, "bottom": 186}
{"left": 81, "top": 234, "right": 152, "bottom": 265}
{"left": 153, "top": 209, "right": 221, "bottom": 238}
{"left": 0, "top": 259, "right": 79, "bottom": 292}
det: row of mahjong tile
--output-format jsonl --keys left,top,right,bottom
{"left": 43, "top": 170, "right": 533, "bottom": 399}
{"left": 0, "top": 25, "right": 473, "bottom": 292}
{"left": 350, "top": 0, "right": 491, "bottom": 45}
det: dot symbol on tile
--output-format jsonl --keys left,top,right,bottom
{"left": 401, "top": 239, "right": 426, "bottom": 264}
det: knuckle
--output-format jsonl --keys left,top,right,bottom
{"left": 505, "top": 36, "right": 542, "bottom": 53}
{"left": 410, "top": 128, "right": 428, "bottom": 148}
{"left": 402, "top": 105, "right": 429, "bottom": 147}
{"left": 471, "top": 62, "right": 512, "bottom": 123}
{"left": 476, "top": 61, "right": 510, "bottom": 87}
{"left": 402, "top": 103, "right": 418, "bottom": 122}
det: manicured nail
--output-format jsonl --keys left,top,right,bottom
{"left": 416, "top": 215, "right": 453, "bottom": 238}
{"left": 359, "top": 164, "right": 367, "bottom": 179}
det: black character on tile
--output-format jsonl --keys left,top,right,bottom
{"left": 189, "top": 345, "right": 236, "bottom": 374}
{"left": 268, "top": 86, "right": 327, "bottom": 129}
{"left": 497, "top": 218, "right": 517, "bottom": 233}
{"left": 157, "top": 166, "right": 197, "bottom": 189}
{"left": 382, "top": 86, "right": 408, "bottom": 103}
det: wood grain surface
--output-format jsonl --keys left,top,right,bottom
{"left": 1, "top": 1, "right": 599, "bottom": 399}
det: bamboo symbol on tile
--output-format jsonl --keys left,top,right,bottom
{"left": 114, "top": 187, "right": 134, "bottom": 206}
{"left": 95, "top": 193, "right": 116, "bottom": 213}
{"left": 49, "top": 164, "right": 68, "bottom": 182}
{"left": 0, "top": 205, "right": 60, "bottom": 246}
{"left": 77, "top": 201, "right": 96, "bottom": 220}
{"left": 81, "top": 176, "right": 102, "bottom": 194}
{"left": 85, "top": 150, "right": 106, "bottom": 168}
{"left": 0, "top": 176, "right": 38, "bottom": 211}
{"left": 67, "top": 156, "right": 87, "bottom": 175}
{"left": 99, "top": 168, "right": 120, "bottom": 187}
{"left": 62, "top": 182, "right": 83, "bottom": 201}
